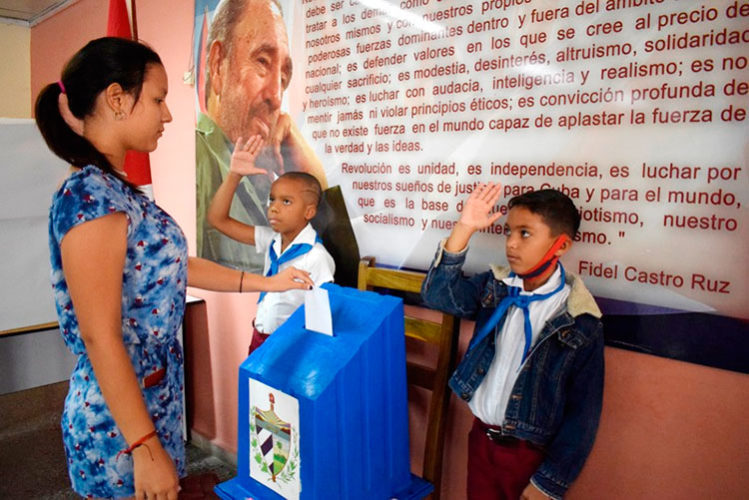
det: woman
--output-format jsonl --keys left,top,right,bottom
{"left": 35, "top": 37, "right": 313, "bottom": 499}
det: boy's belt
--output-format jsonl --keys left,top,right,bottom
{"left": 475, "top": 419, "right": 543, "bottom": 450}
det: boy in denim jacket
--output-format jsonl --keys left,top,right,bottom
{"left": 421, "top": 183, "right": 604, "bottom": 500}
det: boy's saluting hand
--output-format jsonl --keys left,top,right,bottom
{"left": 230, "top": 135, "right": 269, "bottom": 178}
{"left": 208, "top": 135, "right": 270, "bottom": 246}
{"left": 445, "top": 182, "right": 503, "bottom": 253}
{"left": 459, "top": 182, "right": 504, "bottom": 230}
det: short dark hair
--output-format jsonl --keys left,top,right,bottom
{"left": 34, "top": 37, "right": 162, "bottom": 185}
{"left": 277, "top": 172, "right": 322, "bottom": 206}
{"left": 508, "top": 189, "right": 580, "bottom": 238}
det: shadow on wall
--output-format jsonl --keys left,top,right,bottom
{"left": 184, "top": 300, "right": 217, "bottom": 438}
{"left": 311, "top": 185, "right": 360, "bottom": 288}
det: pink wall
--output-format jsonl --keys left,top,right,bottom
{"left": 137, "top": 0, "right": 260, "bottom": 453}
{"left": 30, "top": 1, "right": 749, "bottom": 498}
{"left": 30, "top": 0, "right": 106, "bottom": 101}
{"left": 424, "top": 319, "right": 749, "bottom": 499}
{"left": 571, "top": 348, "right": 749, "bottom": 500}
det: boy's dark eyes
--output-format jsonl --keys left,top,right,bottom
{"left": 504, "top": 228, "right": 531, "bottom": 237}
{"left": 268, "top": 197, "right": 293, "bottom": 205}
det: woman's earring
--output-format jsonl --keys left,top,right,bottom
{"left": 115, "top": 110, "right": 125, "bottom": 120}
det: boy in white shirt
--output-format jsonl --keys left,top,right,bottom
{"left": 421, "top": 183, "right": 604, "bottom": 500}
{"left": 207, "top": 136, "right": 335, "bottom": 352}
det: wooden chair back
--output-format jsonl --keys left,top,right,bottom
{"left": 357, "top": 257, "right": 459, "bottom": 500}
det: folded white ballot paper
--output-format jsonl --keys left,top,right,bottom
{"left": 304, "top": 287, "right": 333, "bottom": 336}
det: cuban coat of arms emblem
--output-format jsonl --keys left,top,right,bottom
{"left": 249, "top": 379, "right": 301, "bottom": 499}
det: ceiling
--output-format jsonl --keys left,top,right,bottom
{"left": 0, "top": 0, "right": 76, "bottom": 26}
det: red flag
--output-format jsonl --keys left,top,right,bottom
{"left": 107, "top": 0, "right": 153, "bottom": 189}
{"left": 107, "top": 0, "right": 132, "bottom": 38}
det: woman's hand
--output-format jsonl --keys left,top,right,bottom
{"left": 132, "top": 435, "right": 180, "bottom": 500}
{"left": 267, "top": 266, "right": 314, "bottom": 292}
{"left": 230, "top": 135, "right": 268, "bottom": 178}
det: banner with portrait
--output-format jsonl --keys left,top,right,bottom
{"left": 193, "top": 0, "right": 748, "bottom": 372}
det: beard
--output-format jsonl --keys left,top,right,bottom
{"left": 214, "top": 104, "right": 283, "bottom": 175}
{"left": 254, "top": 144, "right": 283, "bottom": 177}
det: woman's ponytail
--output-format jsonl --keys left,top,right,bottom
{"left": 34, "top": 81, "right": 113, "bottom": 173}
{"left": 34, "top": 37, "right": 162, "bottom": 189}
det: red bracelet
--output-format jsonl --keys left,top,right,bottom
{"left": 116, "top": 430, "right": 157, "bottom": 460}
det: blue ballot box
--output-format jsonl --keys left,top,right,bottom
{"left": 215, "top": 283, "right": 432, "bottom": 500}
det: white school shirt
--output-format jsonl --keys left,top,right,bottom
{"left": 253, "top": 223, "right": 335, "bottom": 334}
{"left": 469, "top": 266, "right": 570, "bottom": 426}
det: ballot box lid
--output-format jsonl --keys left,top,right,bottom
{"left": 241, "top": 283, "right": 403, "bottom": 399}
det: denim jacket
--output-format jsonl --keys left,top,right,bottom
{"left": 421, "top": 241, "right": 604, "bottom": 499}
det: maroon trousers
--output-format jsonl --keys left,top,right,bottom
{"left": 467, "top": 418, "right": 546, "bottom": 500}
{"left": 248, "top": 327, "right": 270, "bottom": 355}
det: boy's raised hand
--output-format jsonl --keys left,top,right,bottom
{"left": 230, "top": 135, "right": 269, "bottom": 178}
{"left": 459, "top": 182, "right": 503, "bottom": 230}
{"left": 444, "top": 182, "right": 503, "bottom": 253}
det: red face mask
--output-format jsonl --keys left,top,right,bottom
{"left": 514, "top": 234, "right": 569, "bottom": 279}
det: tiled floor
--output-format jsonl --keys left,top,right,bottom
{"left": 0, "top": 382, "right": 234, "bottom": 499}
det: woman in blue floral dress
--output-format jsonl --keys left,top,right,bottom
{"left": 35, "top": 37, "right": 313, "bottom": 499}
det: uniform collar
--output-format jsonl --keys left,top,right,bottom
{"left": 271, "top": 222, "right": 317, "bottom": 255}
{"left": 490, "top": 264, "right": 602, "bottom": 319}
{"left": 502, "top": 265, "right": 563, "bottom": 296}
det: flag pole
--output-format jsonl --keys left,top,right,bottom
{"left": 129, "top": 0, "right": 138, "bottom": 39}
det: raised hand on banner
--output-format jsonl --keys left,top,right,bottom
{"left": 458, "top": 182, "right": 504, "bottom": 231}
{"left": 444, "top": 182, "right": 503, "bottom": 253}
{"left": 230, "top": 135, "right": 268, "bottom": 178}
{"left": 266, "top": 113, "right": 328, "bottom": 189}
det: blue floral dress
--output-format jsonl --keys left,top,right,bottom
{"left": 48, "top": 166, "right": 188, "bottom": 498}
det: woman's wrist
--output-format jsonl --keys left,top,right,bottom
{"left": 118, "top": 429, "right": 158, "bottom": 460}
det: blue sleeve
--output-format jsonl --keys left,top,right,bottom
{"left": 531, "top": 318, "right": 605, "bottom": 499}
{"left": 420, "top": 240, "right": 492, "bottom": 320}
{"left": 51, "top": 169, "right": 134, "bottom": 244}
